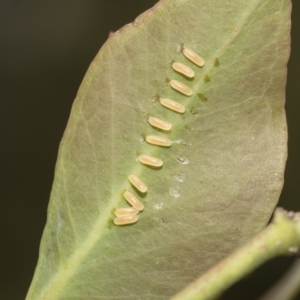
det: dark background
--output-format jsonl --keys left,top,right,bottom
{"left": 1, "top": 1, "right": 299, "bottom": 299}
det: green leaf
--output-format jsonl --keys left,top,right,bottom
{"left": 26, "top": 0, "right": 291, "bottom": 299}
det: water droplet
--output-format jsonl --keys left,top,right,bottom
{"left": 190, "top": 107, "right": 199, "bottom": 116}
{"left": 138, "top": 134, "right": 146, "bottom": 144}
{"left": 153, "top": 217, "right": 164, "bottom": 224}
{"left": 177, "top": 156, "right": 189, "bottom": 164}
{"left": 169, "top": 187, "right": 180, "bottom": 198}
{"left": 179, "top": 140, "right": 192, "bottom": 147}
{"left": 154, "top": 203, "right": 167, "bottom": 210}
{"left": 173, "top": 173, "right": 185, "bottom": 183}
{"left": 174, "top": 139, "right": 191, "bottom": 147}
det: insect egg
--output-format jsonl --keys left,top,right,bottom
{"left": 160, "top": 98, "right": 185, "bottom": 113}
{"left": 124, "top": 191, "right": 144, "bottom": 211}
{"left": 138, "top": 155, "right": 163, "bottom": 167}
{"left": 146, "top": 135, "right": 172, "bottom": 147}
{"left": 172, "top": 62, "right": 194, "bottom": 78}
{"left": 114, "top": 207, "right": 139, "bottom": 217}
{"left": 183, "top": 47, "right": 205, "bottom": 67}
{"left": 128, "top": 174, "right": 147, "bottom": 193}
{"left": 148, "top": 116, "right": 172, "bottom": 131}
{"left": 170, "top": 79, "right": 193, "bottom": 96}
{"left": 114, "top": 215, "right": 139, "bottom": 226}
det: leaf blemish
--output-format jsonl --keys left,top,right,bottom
{"left": 164, "top": 77, "right": 171, "bottom": 85}
{"left": 152, "top": 94, "right": 160, "bottom": 102}
{"left": 197, "top": 93, "right": 208, "bottom": 101}
{"left": 178, "top": 42, "right": 185, "bottom": 52}
{"left": 204, "top": 74, "right": 211, "bottom": 82}
{"left": 214, "top": 57, "right": 220, "bottom": 67}
{"left": 107, "top": 219, "right": 114, "bottom": 230}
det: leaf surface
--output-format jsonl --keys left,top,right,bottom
{"left": 27, "top": 0, "right": 291, "bottom": 299}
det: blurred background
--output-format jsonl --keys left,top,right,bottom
{"left": 0, "top": 1, "right": 299, "bottom": 299}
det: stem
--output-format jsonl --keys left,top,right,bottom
{"left": 170, "top": 208, "right": 300, "bottom": 300}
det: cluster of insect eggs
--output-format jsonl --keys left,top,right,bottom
{"left": 113, "top": 47, "right": 204, "bottom": 226}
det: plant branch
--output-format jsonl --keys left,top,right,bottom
{"left": 170, "top": 208, "right": 300, "bottom": 300}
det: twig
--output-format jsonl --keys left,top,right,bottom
{"left": 170, "top": 208, "right": 300, "bottom": 300}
